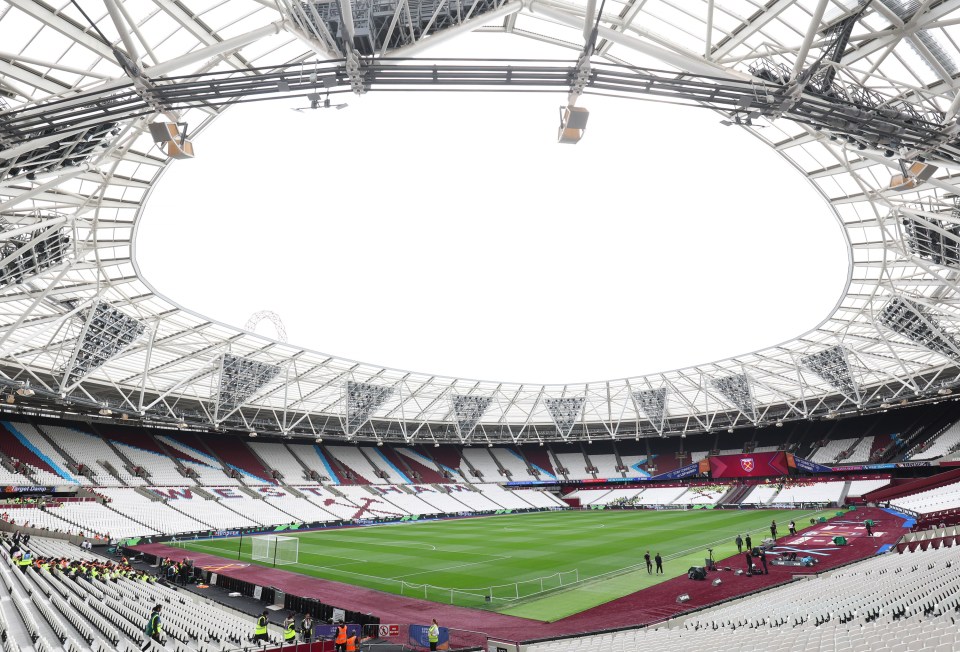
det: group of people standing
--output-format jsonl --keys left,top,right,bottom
{"left": 643, "top": 550, "right": 663, "bottom": 574}
{"left": 254, "top": 610, "right": 318, "bottom": 644}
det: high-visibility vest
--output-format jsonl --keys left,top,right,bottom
{"left": 145, "top": 613, "right": 161, "bottom": 635}
{"left": 346, "top": 635, "right": 358, "bottom": 651}
{"left": 336, "top": 625, "right": 347, "bottom": 644}
{"left": 255, "top": 616, "right": 267, "bottom": 635}
{"left": 284, "top": 623, "right": 297, "bottom": 641}
{"left": 428, "top": 625, "right": 439, "bottom": 643}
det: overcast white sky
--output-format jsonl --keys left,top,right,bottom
{"left": 137, "top": 32, "right": 848, "bottom": 385}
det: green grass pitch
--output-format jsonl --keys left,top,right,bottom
{"left": 177, "top": 508, "right": 831, "bottom": 621}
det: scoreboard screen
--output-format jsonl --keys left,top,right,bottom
{"left": 709, "top": 451, "right": 789, "bottom": 478}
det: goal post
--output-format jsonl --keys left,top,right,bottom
{"left": 251, "top": 535, "right": 298, "bottom": 566}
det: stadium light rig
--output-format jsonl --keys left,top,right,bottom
{"left": 148, "top": 121, "right": 195, "bottom": 159}
{"left": 557, "top": 0, "right": 599, "bottom": 144}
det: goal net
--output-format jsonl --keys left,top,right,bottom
{"left": 251, "top": 535, "right": 299, "bottom": 566}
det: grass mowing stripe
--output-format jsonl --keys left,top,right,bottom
{"left": 179, "top": 508, "right": 834, "bottom": 619}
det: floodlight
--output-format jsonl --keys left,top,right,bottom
{"left": 148, "top": 122, "right": 195, "bottom": 159}
{"left": 218, "top": 354, "right": 281, "bottom": 413}
{"left": 711, "top": 373, "right": 756, "bottom": 421}
{"left": 890, "top": 161, "right": 937, "bottom": 190}
{"left": 878, "top": 297, "right": 960, "bottom": 361}
{"left": 558, "top": 106, "right": 589, "bottom": 144}
{"left": 800, "top": 346, "right": 858, "bottom": 397}
{"left": 452, "top": 394, "right": 493, "bottom": 439}
{"left": 345, "top": 381, "right": 394, "bottom": 435}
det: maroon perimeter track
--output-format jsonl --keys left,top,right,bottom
{"left": 133, "top": 507, "right": 910, "bottom": 641}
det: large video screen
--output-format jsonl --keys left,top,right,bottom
{"left": 709, "top": 451, "right": 789, "bottom": 478}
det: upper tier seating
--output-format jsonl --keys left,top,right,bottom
{"left": 362, "top": 447, "right": 411, "bottom": 484}
{"left": 910, "top": 421, "right": 960, "bottom": 460}
{"left": 810, "top": 437, "right": 858, "bottom": 464}
{"left": 40, "top": 424, "right": 146, "bottom": 486}
{"left": 461, "top": 448, "right": 503, "bottom": 480}
{"left": 156, "top": 436, "right": 243, "bottom": 486}
{"left": 112, "top": 441, "right": 186, "bottom": 486}
{"left": 891, "top": 479, "right": 960, "bottom": 515}
{"left": 584, "top": 454, "right": 620, "bottom": 478}
{"left": 288, "top": 444, "right": 339, "bottom": 483}
{"left": 552, "top": 451, "right": 592, "bottom": 480}
{"left": 325, "top": 446, "right": 382, "bottom": 484}
{"left": 844, "top": 436, "right": 874, "bottom": 463}
{"left": 249, "top": 441, "right": 307, "bottom": 482}
{"left": 6, "top": 421, "right": 82, "bottom": 484}
{"left": 489, "top": 448, "right": 538, "bottom": 481}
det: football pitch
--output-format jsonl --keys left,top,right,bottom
{"left": 177, "top": 508, "right": 832, "bottom": 621}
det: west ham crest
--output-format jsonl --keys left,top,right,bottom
{"left": 740, "top": 458, "right": 755, "bottom": 473}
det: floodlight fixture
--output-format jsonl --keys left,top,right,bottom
{"left": 545, "top": 396, "right": 586, "bottom": 438}
{"left": 878, "top": 296, "right": 960, "bottom": 361}
{"left": 452, "top": 394, "right": 493, "bottom": 439}
{"left": 558, "top": 105, "right": 589, "bottom": 144}
{"left": 148, "top": 121, "right": 195, "bottom": 159}
{"left": 800, "top": 346, "right": 859, "bottom": 398}
{"left": 710, "top": 373, "right": 756, "bottom": 422}
{"left": 217, "top": 354, "right": 281, "bottom": 413}
{"left": 890, "top": 160, "right": 937, "bottom": 190}
{"left": 61, "top": 302, "right": 146, "bottom": 385}
{"left": 901, "top": 207, "right": 960, "bottom": 268}
{"left": 345, "top": 381, "right": 394, "bottom": 435}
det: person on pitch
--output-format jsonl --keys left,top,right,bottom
{"left": 789, "top": 520, "right": 796, "bottom": 536}
{"left": 770, "top": 520, "right": 778, "bottom": 540}
{"left": 644, "top": 551, "right": 652, "bottom": 574}
{"left": 745, "top": 534, "right": 752, "bottom": 551}
{"left": 735, "top": 534, "right": 743, "bottom": 553}
{"left": 654, "top": 552, "right": 663, "bottom": 575}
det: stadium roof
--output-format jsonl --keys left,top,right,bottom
{"left": 2, "top": 0, "right": 960, "bottom": 444}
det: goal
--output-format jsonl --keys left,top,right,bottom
{"left": 251, "top": 535, "right": 299, "bottom": 566}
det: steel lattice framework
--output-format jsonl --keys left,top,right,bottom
{"left": 3, "top": 0, "right": 960, "bottom": 445}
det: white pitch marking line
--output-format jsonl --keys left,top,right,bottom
{"left": 389, "top": 556, "right": 514, "bottom": 580}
